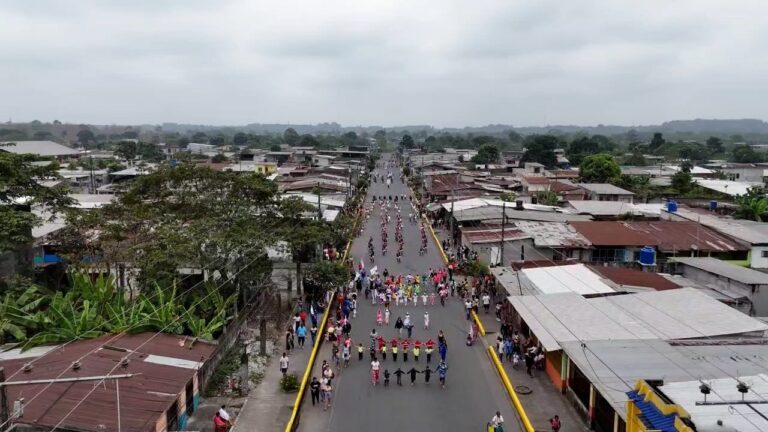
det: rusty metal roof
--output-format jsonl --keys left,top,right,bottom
{"left": 1, "top": 333, "right": 216, "bottom": 432}
{"left": 588, "top": 265, "right": 682, "bottom": 291}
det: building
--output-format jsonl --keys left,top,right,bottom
{"left": 662, "top": 206, "right": 768, "bottom": 268}
{"left": 254, "top": 161, "right": 278, "bottom": 175}
{"left": 670, "top": 257, "right": 768, "bottom": 316}
{"left": 0, "top": 140, "right": 80, "bottom": 160}
{"left": 577, "top": 183, "right": 635, "bottom": 203}
{"left": 702, "top": 162, "right": 768, "bottom": 183}
{"left": 0, "top": 333, "right": 216, "bottom": 432}
{"left": 567, "top": 200, "right": 663, "bottom": 220}
{"left": 186, "top": 143, "right": 216, "bottom": 154}
{"left": 508, "top": 289, "right": 768, "bottom": 431}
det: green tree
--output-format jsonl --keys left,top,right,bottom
{"left": 731, "top": 145, "right": 762, "bottom": 163}
{"left": 305, "top": 261, "right": 348, "bottom": 294}
{"left": 535, "top": 190, "right": 559, "bottom": 206}
{"left": 706, "top": 136, "right": 724, "bottom": 154}
{"left": 283, "top": 128, "right": 300, "bottom": 146}
{"left": 522, "top": 135, "right": 558, "bottom": 168}
{"left": 77, "top": 129, "right": 96, "bottom": 148}
{"left": 0, "top": 147, "right": 73, "bottom": 254}
{"left": 671, "top": 171, "right": 693, "bottom": 194}
{"left": 233, "top": 132, "right": 248, "bottom": 146}
{"left": 297, "top": 134, "right": 320, "bottom": 148}
{"left": 400, "top": 134, "right": 415, "bottom": 149}
{"left": 209, "top": 135, "right": 225, "bottom": 146}
{"left": 649, "top": 132, "right": 665, "bottom": 151}
{"left": 734, "top": 187, "right": 768, "bottom": 222}
{"left": 578, "top": 154, "right": 620, "bottom": 183}
{"left": 471, "top": 144, "right": 500, "bottom": 165}
{"left": 623, "top": 152, "right": 647, "bottom": 166}
{"left": 114, "top": 140, "right": 138, "bottom": 161}
{"left": 270, "top": 144, "right": 282, "bottom": 152}
{"left": 211, "top": 153, "right": 228, "bottom": 163}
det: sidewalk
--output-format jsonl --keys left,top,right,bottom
{"left": 475, "top": 312, "right": 588, "bottom": 432}
{"left": 232, "top": 325, "right": 314, "bottom": 431}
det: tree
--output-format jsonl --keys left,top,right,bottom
{"left": 374, "top": 130, "right": 387, "bottom": 142}
{"left": 400, "top": 134, "right": 415, "bottom": 149}
{"left": 471, "top": 144, "right": 500, "bottom": 165}
{"left": 499, "top": 192, "right": 516, "bottom": 202}
{"left": 297, "top": 134, "right": 320, "bottom": 148}
{"left": 706, "top": 136, "right": 724, "bottom": 154}
{"left": 191, "top": 132, "right": 208, "bottom": 142}
{"left": 734, "top": 187, "right": 768, "bottom": 222}
{"left": 283, "top": 128, "right": 300, "bottom": 146}
{"left": 521, "top": 135, "right": 558, "bottom": 168}
{"left": 211, "top": 153, "right": 228, "bottom": 163}
{"left": 671, "top": 171, "right": 693, "bottom": 194}
{"left": 114, "top": 141, "right": 138, "bottom": 161}
{"left": 77, "top": 129, "right": 96, "bottom": 148}
{"left": 233, "top": 132, "right": 248, "bottom": 146}
{"left": 305, "top": 261, "right": 348, "bottom": 294}
{"left": 679, "top": 160, "right": 693, "bottom": 173}
{"left": 649, "top": 132, "right": 665, "bottom": 151}
{"left": 578, "top": 154, "right": 620, "bottom": 183}
{"left": 270, "top": 144, "right": 282, "bottom": 152}
{"left": 535, "top": 190, "right": 559, "bottom": 206}
{"left": 0, "top": 147, "right": 73, "bottom": 254}
{"left": 341, "top": 131, "right": 358, "bottom": 145}
{"left": 731, "top": 145, "right": 761, "bottom": 163}
{"left": 623, "top": 152, "right": 647, "bottom": 166}
{"left": 508, "top": 130, "right": 523, "bottom": 144}
{"left": 209, "top": 135, "right": 225, "bottom": 146}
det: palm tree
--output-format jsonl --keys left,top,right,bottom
{"left": 735, "top": 196, "right": 768, "bottom": 222}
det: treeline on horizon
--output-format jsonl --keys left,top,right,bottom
{"left": 3, "top": 118, "right": 768, "bottom": 164}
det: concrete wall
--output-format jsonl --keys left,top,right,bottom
{"left": 678, "top": 264, "right": 768, "bottom": 315}
{"left": 750, "top": 246, "right": 768, "bottom": 269}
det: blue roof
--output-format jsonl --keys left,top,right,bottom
{"left": 627, "top": 390, "right": 678, "bottom": 432}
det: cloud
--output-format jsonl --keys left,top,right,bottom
{"left": 1, "top": 0, "right": 767, "bottom": 127}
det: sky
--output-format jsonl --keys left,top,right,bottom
{"left": 2, "top": 0, "right": 768, "bottom": 128}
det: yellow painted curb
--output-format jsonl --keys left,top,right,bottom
{"left": 471, "top": 310, "right": 486, "bottom": 337}
{"left": 342, "top": 240, "right": 352, "bottom": 262}
{"left": 424, "top": 216, "right": 449, "bottom": 264}
{"left": 284, "top": 291, "right": 333, "bottom": 432}
{"left": 486, "top": 347, "right": 535, "bottom": 432}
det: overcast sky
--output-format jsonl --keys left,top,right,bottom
{"left": 2, "top": 0, "right": 767, "bottom": 128}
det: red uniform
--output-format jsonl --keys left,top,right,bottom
{"left": 401, "top": 339, "right": 410, "bottom": 351}
{"left": 377, "top": 336, "right": 385, "bottom": 350}
{"left": 414, "top": 339, "right": 422, "bottom": 349}
{"left": 426, "top": 339, "right": 435, "bottom": 350}
{"left": 390, "top": 338, "right": 399, "bottom": 348}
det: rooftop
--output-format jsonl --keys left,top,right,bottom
{"left": 587, "top": 265, "right": 681, "bottom": 291}
{"left": 568, "top": 200, "right": 639, "bottom": 217}
{"left": 0, "top": 140, "right": 80, "bottom": 157}
{"left": 509, "top": 288, "right": 768, "bottom": 352}
{"left": 520, "top": 263, "right": 616, "bottom": 296}
{"left": 671, "top": 257, "right": 768, "bottom": 285}
{"left": 563, "top": 339, "right": 768, "bottom": 421}
{"left": 577, "top": 183, "right": 635, "bottom": 195}
{"left": 694, "top": 179, "right": 763, "bottom": 197}
{"left": 667, "top": 207, "right": 768, "bottom": 245}
{"left": 0, "top": 333, "right": 215, "bottom": 432}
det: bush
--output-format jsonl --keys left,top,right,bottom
{"left": 460, "top": 260, "right": 490, "bottom": 277}
{"left": 280, "top": 373, "right": 300, "bottom": 392}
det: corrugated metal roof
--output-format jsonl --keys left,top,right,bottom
{"left": 671, "top": 257, "right": 768, "bottom": 285}
{"left": 0, "top": 333, "right": 215, "bottom": 432}
{"left": 588, "top": 265, "right": 681, "bottom": 291}
{"left": 577, "top": 183, "right": 635, "bottom": 195}
{"left": 509, "top": 288, "right": 768, "bottom": 352}
{"left": 570, "top": 221, "right": 653, "bottom": 246}
{"left": 521, "top": 264, "right": 616, "bottom": 296}
{"left": 669, "top": 207, "right": 768, "bottom": 245}
{"left": 0, "top": 141, "right": 80, "bottom": 157}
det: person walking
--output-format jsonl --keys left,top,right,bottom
{"left": 323, "top": 381, "right": 333, "bottom": 411}
{"left": 371, "top": 357, "right": 381, "bottom": 386}
{"left": 395, "top": 316, "right": 404, "bottom": 335}
{"left": 549, "top": 415, "right": 561, "bottom": 432}
{"left": 464, "top": 298, "right": 472, "bottom": 320}
{"left": 423, "top": 311, "right": 430, "bottom": 330}
{"left": 394, "top": 367, "right": 404, "bottom": 386}
{"left": 279, "top": 352, "right": 289, "bottom": 377}
{"left": 437, "top": 360, "right": 448, "bottom": 389}
{"left": 439, "top": 341, "right": 447, "bottom": 362}
{"left": 482, "top": 292, "right": 491, "bottom": 314}
{"left": 413, "top": 339, "right": 421, "bottom": 362}
{"left": 407, "top": 367, "right": 420, "bottom": 386}
{"left": 297, "top": 323, "right": 306, "bottom": 348}
{"left": 422, "top": 366, "right": 432, "bottom": 384}
{"left": 425, "top": 339, "right": 435, "bottom": 363}
{"left": 391, "top": 338, "right": 399, "bottom": 362}
{"left": 310, "top": 323, "right": 318, "bottom": 345}
{"left": 402, "top": 339, "right": 410, "bottom": 362}
{"left": 285, "top": 329, "right": 294, "bottom": 352}
{"left": 310, "top": 377, "right": 321, "bottom": 406}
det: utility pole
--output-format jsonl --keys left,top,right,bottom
{"left": 500, "top": 201, "right": 506, "bottom": 267}
{"left": 317, "top": 194, "right": 322, "bottom": 220}
{"left": 0, "top": 368, "right": 8, "bottom": 430}
{"left": 89, "top": 155, "right": 95, "bottom": 194}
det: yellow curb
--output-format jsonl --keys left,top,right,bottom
{"left": 284, "top": 291, "right": 333, "bottom": 432}
{"left": 486, "top": 347, "right": 535, "bottom": 432}
{"left": 471, "top": 310, "right": 486, "bottom": 337}
{"left": 424, "top": 216, "right": 449, "bottom": 264}
{"left": 342, "top": 240, "right": 352, "bottom": 262}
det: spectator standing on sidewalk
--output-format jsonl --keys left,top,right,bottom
{"left": 310, "top": 377, "right": 321, "bottom": 406}
{"left": 279, "top": 352, "right": 290, "bottom": 376}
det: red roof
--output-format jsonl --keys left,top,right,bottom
{"left": 523, "top": 176, "right": 551, "bottom": 185}
{"left": 570, "top": 221, "right": 653, "bottom": 246}
{"left": 463, "top": 228, "right": 524, "bottom": 244}
{"left": 1, "top": 333, "right": 216, "bottom": 432}
{"left": 570, "top": 221, "right": 748, "bottom": 252}
{"left": 588, "top": 265, "right": 681, "bottom": 290}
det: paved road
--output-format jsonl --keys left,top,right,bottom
{"left": 298, "top": 154, "right": 518, "bottom": 432}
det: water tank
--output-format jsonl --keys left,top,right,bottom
{"left": 709, "top": 200, "right": 718, "bottom": 210}
{"left": 639, "top": 246, "right": 656, "bottom": 266}
{"left": 667, "top": 199, "right": 678, "bottom": 213}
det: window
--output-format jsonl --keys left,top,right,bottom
{"left": 761, "top": 251, "right": 768, "bottom": 258}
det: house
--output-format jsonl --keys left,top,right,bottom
{"left": 702, "top": 162, "right": 768, "bottom": 182}
{"left": 186, "top": 143, "right": 216, "bottom": 154}
{"left": 577, "top": 183, "right": 635, "bottom": 203}
{"left": 508, "top": 288, "right": 768, "bottom": 431}
{"left": 0, "top": 333, "right": 216, "bottom": 432}
{"left": 570, "top": 221, "right": 748, "bottom": 264}
{"left": 693, "top": 178, "right": 763, "bottom": 197}
{"left": 0, "top": 140, "right": 80, "bottom": 160}
{"left": 662, "top": 206, "right": 768, "bottom": 268}
{"left": 265, "top": 151, "right": 294, "bottom": 165}
{"left": 460, "top": 221, "right": 590, "bottom": 265}
{"left": 254, "top": 161, "right": 278, "bottom": 175}
{"left": 521, "top": 176, "right": 552, "bottom": 193}
{"left": 312, "top": 154, "right": 336, "bottom": 168}
{"left": 670, "top": 257, "right": 768, "bottom": 316}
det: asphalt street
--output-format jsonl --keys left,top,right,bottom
{"left": 298, "top": 155, "right": 519, "bottom": 432}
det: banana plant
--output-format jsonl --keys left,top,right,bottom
{"left": 141, "top": 282, "right": 184, "bottom": 335}
{"left": 22, "top": 292, "right": 106, "bottom": 351}
{"left": 184, "top": 306, "right": 227, "bottom": 340}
